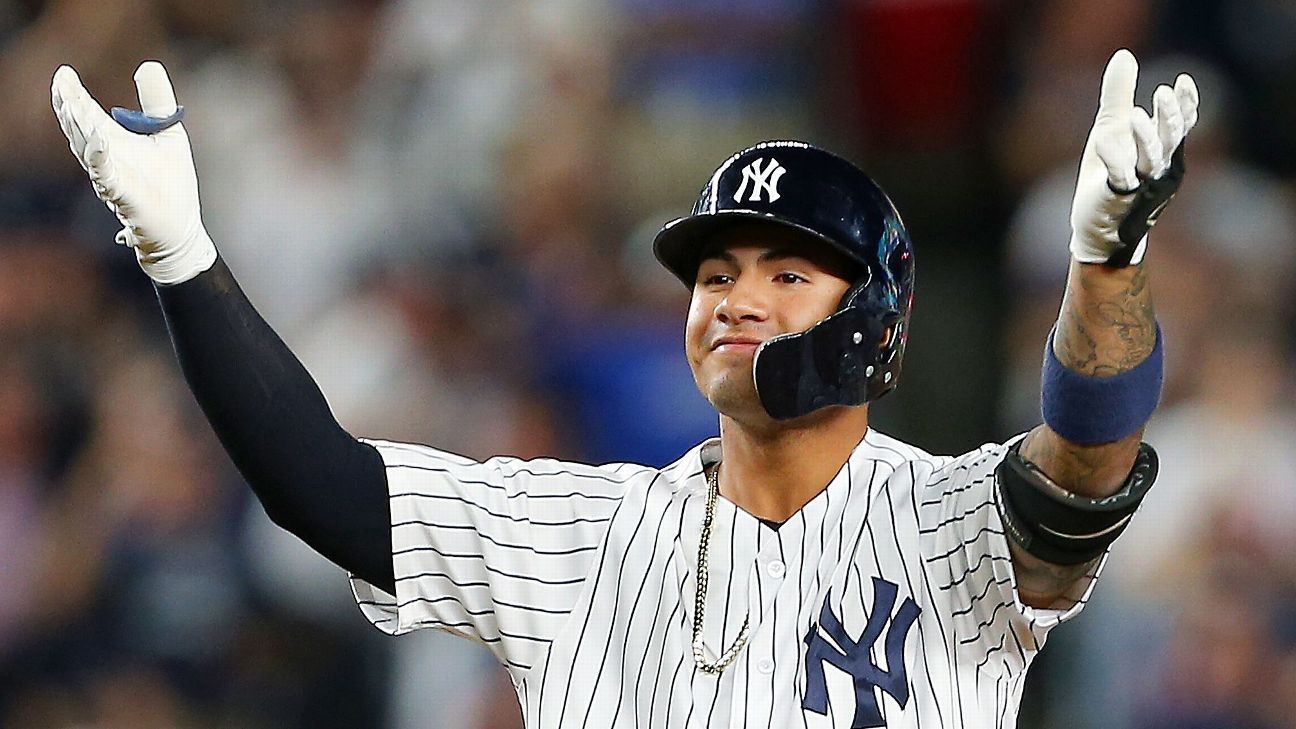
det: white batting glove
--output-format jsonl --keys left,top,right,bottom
{"left": 1069, "top": 49, "right": 1200, "bottom": 266}
{"left": 51, "top": 62, "right": 216, "bottom": 285}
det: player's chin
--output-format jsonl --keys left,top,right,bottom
{"left": 701, "top": 372, "right": 765, "bottom": 419}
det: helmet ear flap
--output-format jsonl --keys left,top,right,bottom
{"left": 753, "top": 287, "right": 901, "bottom": 420}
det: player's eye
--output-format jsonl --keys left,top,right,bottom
{"left": 775, "top": 272, "right": 807, "bottom": 284}
{"left": 701, "top": 273, "right": 734, "bottom": 286}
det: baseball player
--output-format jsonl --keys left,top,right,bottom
{"left": 51, "top": 48, "right": 1196, "bottom": 727}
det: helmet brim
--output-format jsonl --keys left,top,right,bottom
{"left": 651, "top": 211, "right": 863, "bottom": 288}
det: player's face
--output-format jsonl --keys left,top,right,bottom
{"left": 685, "top": 225, "right": 855, "bottom": 421}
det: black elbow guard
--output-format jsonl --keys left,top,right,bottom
{"left": 995, "top": 441, "right": 1158, "bottom": 565}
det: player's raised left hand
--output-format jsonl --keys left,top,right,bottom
{"left": 1069, "top": 49, "right": 1199, "bottom": 267}
{"left": 51, "top": 61, "right": 216, "bottom": 284}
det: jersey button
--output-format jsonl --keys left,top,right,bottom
{"left": 757, "top": 658, "right": 774, "bottom": 674}
{"left": 766, "top": 560, "right": 786, "bottom": 579}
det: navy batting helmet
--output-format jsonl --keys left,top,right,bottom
{"left": 652, "top": 140, "right": 915, "bottom": 420}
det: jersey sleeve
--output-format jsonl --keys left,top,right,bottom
{"left": 349, "top": 439, "right": 637, "bottom": 674}
{"left": 914, "top": 437, "right": 1105, "bottom": 678}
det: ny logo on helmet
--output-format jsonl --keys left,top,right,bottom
{"left": 734, "top": 157, "right": 786, "bottom": 203}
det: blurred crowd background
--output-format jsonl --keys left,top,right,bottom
{"left": 1, "top": 0, "right": 1294, "bottom": 727}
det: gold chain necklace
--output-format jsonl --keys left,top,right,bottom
{"left": 691, "top": 466, "right": 751, "bottom": 674}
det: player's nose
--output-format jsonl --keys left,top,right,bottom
{"left": 714, "top": 275, "right": 770, "bottom": 324}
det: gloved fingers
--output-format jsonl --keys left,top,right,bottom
{"left": 1175, "top": 73, "right": 1199, "bottom": 134}
{"left": 59, "top": 70, "right": 123, "bottom": 179}
{"left": 56, "top": 106, "right": 89, "bottom": 171}
{"left": 1131, "top": 107, "right": 1162, "bottom": 180}
{"left": 83, "top": 127, "right": 126, "bottom": 207}
{"left": 1152, "top": 84, "right": 1183, "bottom": 176}
{"left": 52, "top": 69, "right": 91, "bottom": 167}
{"left": 83, "top": 126, "right": 112, "bottom": 181}
{"left": 1097, "top": 49, "right": 1138, "bottom": 123}
{"left": 68, "top": 111, "right": 98, "bottom": 173}
{"left": 51, "top": 65, "right": 77, "bottom": 130}
{"left": 53, "top": 66, "right": 115, "bottom": 138}
{"left": 51, "top": 71, "right": 81, "bottom": 158}
{"left": 50, "top": 67, "right": 65, "bottom": 114}
{"left": 103, "top": 62, "right": 184, "bottom": 135}
{"left": 132, "top": 60, "right": 178, "bottom": 118}
{"left": 54, "top": 108, "right": 79, "bottom": 156}
{"left": 1093, "top": 114, "right": 1138, "bottom": 192}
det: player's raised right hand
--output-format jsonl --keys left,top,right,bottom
{"left": 1068, "top": 49, "right": 1199, "bottom": 268}
{"left": 51, "top": 62, "right": 216, "bottom": 284}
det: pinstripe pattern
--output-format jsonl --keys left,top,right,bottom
{"left": 350, "top": 430, "right": 1104, "bottom": 727}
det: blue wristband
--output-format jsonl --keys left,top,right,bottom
{"left": 1041, "top": 324, "right": 1163, "bottom": 445}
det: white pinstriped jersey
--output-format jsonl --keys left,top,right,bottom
{"left": 351, "top": 429, "right": 1102, "bottom": 728}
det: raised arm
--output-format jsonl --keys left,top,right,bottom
{"left": 51, "top": 62, "right": 395, "bottom": 592}
{"left": 1008, "top": 51, "right": 1199, "bottom": 606}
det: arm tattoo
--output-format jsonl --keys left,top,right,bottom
{"left": 1013, "top": 260, "right": 1155, "bottom": 605}
{"left": 1053, "top": 263, "right": 1155, "bottom": 376}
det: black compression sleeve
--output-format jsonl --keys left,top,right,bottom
{"left": 155, "top": 257, "right": 395, "bottom": 594}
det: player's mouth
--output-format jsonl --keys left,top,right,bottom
{"left": 711, "top": 335, "right": 764, "bottom": 353}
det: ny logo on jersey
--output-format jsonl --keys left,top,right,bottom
{"left": 802, "top": 577, "right": 921, "bottom": 729}
{"left": 733, "top": 157, "right": 786, "bottom": 203}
